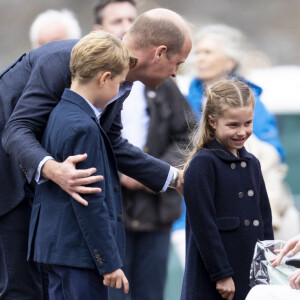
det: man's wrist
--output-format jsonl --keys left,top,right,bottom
{"left": 41, "top": 158, "right": 58, "bottom": 181}
{"left": 169, "top": 168, "right": 179, "bottom": 188}
{"left": 35, "top": 156, "right": 54, "bottom": 183}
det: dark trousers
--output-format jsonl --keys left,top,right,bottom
{"left": 0, "top": 198, "right": 42, "bottom": 299}
{"left": 109, "top": 231, "right": 170, "bottom": 300}
{"left": 43, "top": 264, "right": 107, "bottom": 300}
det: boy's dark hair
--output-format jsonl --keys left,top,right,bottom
{"left": 94, "top": 0, "right": 136, "bottom": 25}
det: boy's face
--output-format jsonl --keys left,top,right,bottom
{"left": 96, "top": 67, "right": 129, "bottom": 108}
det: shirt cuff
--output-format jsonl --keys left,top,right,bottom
{"left": 161, "top": 166, "right": 175, "bottom": 192}
{"left": 34, "top": 156, "right": 54, "bottom": 184}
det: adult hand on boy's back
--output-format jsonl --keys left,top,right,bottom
{"left": 103, "top": 269, "right": 129, "bottom": 294}
{"left": 41, "top": 153, "right": 104, "bottom": 206}
{"left": 216, "top": 277, "right": 235, "bottom": 300}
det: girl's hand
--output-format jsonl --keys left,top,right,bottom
{"left": 216, "top": 277, "right": 235, "bottom": 300}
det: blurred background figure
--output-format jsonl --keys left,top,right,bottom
{"left": 245, "top": 135, "right": 300, "bottom": 240}
{"left": 93, "top": 0, "right": 137, "bottom": 38}
{"left": 29, "top": 8, "right": 81, "bottom": 49}
{"left": 179, "top": 23, "right": 300, "bottom": 240}
{"left": 92, "top": 1, "right": 195, "bottom": 299}
{"left": 186, "top": 24, "right": 284, "bottom": 160}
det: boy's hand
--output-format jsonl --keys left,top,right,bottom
{"left": 271, "top": 234, "right": 300, "bottom": 267}
{"left": 216, "top": 277, "right": 235, "bottom": 300}
{"left": 103, "top": 269, "right": 129, "bottom": 293}
{"left": 42, "top": 153, "right": 104, "bottom": 206}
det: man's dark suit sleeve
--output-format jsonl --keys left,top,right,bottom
{"left": 106, "top": 109, "right": 171, "bottom": 193}
{"left": 2, "top": 50, "right": 71, "bottom": 183}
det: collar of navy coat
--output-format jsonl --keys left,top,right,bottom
{"left": 205, "top": 139, "right": 253, "bottom": 162}
{"left": 61, "top": 88, "right": 101, "bottom": 126}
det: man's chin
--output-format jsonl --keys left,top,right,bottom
{"left": 144, "top": 81, "right": 161, "bottom": 90}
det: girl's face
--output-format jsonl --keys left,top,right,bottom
{"left": 209, "top": 105, "right": 254, "bottom": 156}
{"left": 195, "top": 36, "right": 236, "bottom": 82}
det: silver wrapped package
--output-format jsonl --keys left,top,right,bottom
{"left": 249, "top": 240, "right": 298, "bottom": 287}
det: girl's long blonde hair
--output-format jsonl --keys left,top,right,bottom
{"left": 182, "top": 79, "right": 255, "bottom": 178}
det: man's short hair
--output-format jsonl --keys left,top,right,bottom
{"left": 70, "top": 30, "right": 137, "bottom": 83}
{"left": 127, "top": 13, "right": 185, "bottom": 57}
{"left": 94, "top": 0, "right": 136, "bottom": 25}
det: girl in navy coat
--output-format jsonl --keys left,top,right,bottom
{"left": 181, "top": 79, "right": 274, "bottom": 300}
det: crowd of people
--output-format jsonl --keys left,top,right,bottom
{"left": 0, "top": 1, "right": 299, "bottom": 300}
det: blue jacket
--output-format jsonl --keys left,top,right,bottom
{"left": 27, "top": 89, "right": 125, "bottom": 275}
{"left": 181, "top": 139, "right": 274, "bottom": 300}
{"left": 0, "top": 39, "right": 169, "bottom": 216}
{"left": 187, "top": 77, "right": 285, "bottom": 160}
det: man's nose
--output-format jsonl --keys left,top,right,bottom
{"left": 171, "top": 66, "right": 179, "bottom": 77}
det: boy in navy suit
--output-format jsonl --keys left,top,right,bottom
{"left": 27, "top": 30, "right": 137, "bottom": 299}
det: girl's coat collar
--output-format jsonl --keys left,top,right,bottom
{"left": 205, "top": 139, "right": 252, "bottom": 162}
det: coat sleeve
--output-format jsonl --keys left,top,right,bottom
{"left": 106, "top": 109, "right": 171, "bottom": 193}
{"left": 64, "top": 124, "right": 123, "bottom": 275}
{"left": 2, "top": 51, "right": 71, "bottom": 184}
{"left": 184, "top": 154, "right": 234, "bottom": 282}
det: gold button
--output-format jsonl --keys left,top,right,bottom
{"left": 241, "top": 161, "right": 247, "bottom": 168}
{"left": 244, "top": 219, "right": 250, "bottom": 226}
{"left": 253, "top": 220, "right": 260, "bottom": 226}
{"left": 248, "top": 190, "right": 254, "bottom": 197}
{"left": 238, "top": 192, "right": 244, "bottom": 198}
{"left": 231, "top": 163, "right": 236, "bottom": 169}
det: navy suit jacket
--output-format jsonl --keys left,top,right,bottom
{"left": 27, "top": 89, "right": 125, "bottom": 275}
{"left": 0, "top": 39, "right": 169, "bottom": 216}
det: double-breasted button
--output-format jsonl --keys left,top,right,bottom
{"left": 244, "top": 219, "right": 250, "bottom": 226}
{"left": 248, "top": 190, "right": 254, "bottom": 197}
{"left": 231, "top": 163, "right": 236, "bottom": 169}
{"left": 238, "top": 192, "right": 244, "bottom": 198}
{"left": 253, "top": 220, "right": 260, "bottom": 226}
{"left": 241, "top": 161, "right": 247, "bottom": 168}
{"left": 114, "top": 185, "right": 120, "bottom": 192}
{"left": 117, "top": 215, "right": 123, "bottom": 222}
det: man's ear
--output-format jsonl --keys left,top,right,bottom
{"left": 98, "top": 71, "right": 111, "bottom": 86}
{"left": 153, "top": 45, "right": 168, "bottom": 63}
